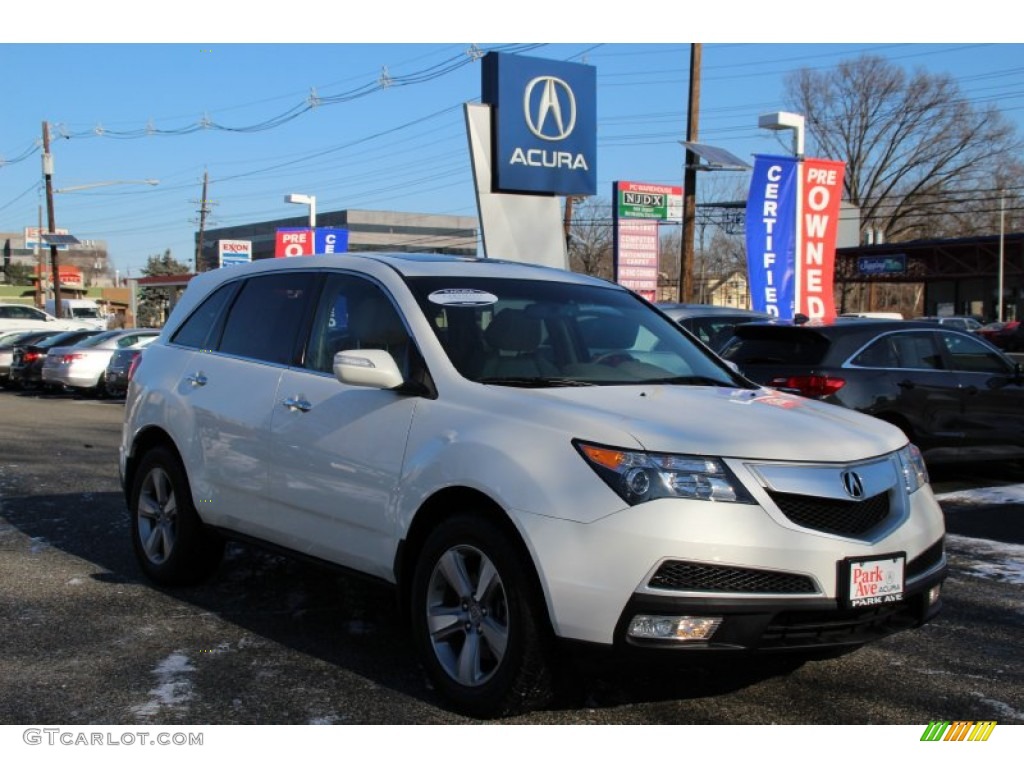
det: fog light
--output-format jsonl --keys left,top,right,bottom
{"left": 927, "top": 584, "right": 941, "bottom": 606}
{"left": 628, "top": 615, "right": 722, "bottom": 641}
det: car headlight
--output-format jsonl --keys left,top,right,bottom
{"left": 574, "top": 440, "right": 755, "bottom": 506}
{"left": 897, "top": 444, "right": 929, "bottom": 494}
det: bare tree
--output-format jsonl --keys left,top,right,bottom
{"left": 786, "top": 55, "right": 1023, "bottom": 242}
{"left": 567, "top": 197, "right": 614, "bottom": 279}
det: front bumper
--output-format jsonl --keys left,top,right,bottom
{"left": 516, "top": 475, "right": 947, "bottom": 647}
{"left": 613, "top": 548, "right": 945, "bottom": 653}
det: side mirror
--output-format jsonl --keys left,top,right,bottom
{"left": 333, "top": 349, "right": 405, "bottom": 390}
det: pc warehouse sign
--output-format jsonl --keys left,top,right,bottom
{"left": 616, "top": 181, "right": 683, "bottom": 221}
{"left": 481, "top": 52, "right": 597, "bottom": 196}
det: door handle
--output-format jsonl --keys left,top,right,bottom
{"left": 962, "top": 385, "right": 979, "bottom": 396}
{"left": 282, "top": 396, "right": 312, "bottom": 413}
{"left": 897, "top": 379, "right": 915, "bottom": 389}
{"left": 186, "top": 372, "right": 207, "bottom": 387}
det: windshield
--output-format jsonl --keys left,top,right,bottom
{"left": 406, "top": 276, "right": 747, "bottom": 388}
{"left": 74, "top": 330, "right": 124, "bottom": 349}
{"left": 71, "top": 307, "right": 102, "bottom": 319}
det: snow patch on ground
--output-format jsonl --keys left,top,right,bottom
{"left": 131, "top": 652, "right": 196, "bottom": 719}
{"left": 934, "top": 484, "right": 1024, "bottom": 506}
{"left": 946, "top": 534, "right": 1024, "bottom": 585}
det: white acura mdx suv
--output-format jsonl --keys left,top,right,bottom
{"left": 120, "top": 253, "right": 946, "bottom": 716}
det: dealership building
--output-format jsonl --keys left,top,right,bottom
{"left": 197, "top": 209, "right": 479, "bottom": 270}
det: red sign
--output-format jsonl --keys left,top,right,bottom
{"left": 614, "top": 219, "right": 660, "bottom": 302}
{"left": 275, "top": 228, "right": 313, "bottom": 258}
{"left": 797, "top": 159, "right": 845, "bottom": 320}
{"left": 35, "top": 264, "right": 82, "bottom": 286}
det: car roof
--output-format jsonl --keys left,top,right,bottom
{"left": 736, "top": 318, "right": 938, "bottom": 336}
{"left": 167, "top": 252, "right": 622, "bottom": 334}
{"left": 656, "top": 303, "right": 771, "bottom": 318}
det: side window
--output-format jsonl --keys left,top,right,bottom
{"left": 940, "top": 332, "right": 1010, "bottom": 374}
{"left": 890, "top": 332, "right": 944, "bottom": 370}
{"left": 851, "top": 337, "right": 899, "bottom": 368}
{"left": 171, "top": 282, "right": 239, "bottom": 350}
{"left": 305, "top": 274, "right": 410, "bottom": 375}
{"left": 220, "top": 272, "right": 317, "bottom": 365}
{"left": 8, "top": 305, "right": 40, "bottom": 320}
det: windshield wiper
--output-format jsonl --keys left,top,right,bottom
{"left": 641, "top": 376, "right": 737, "bottom": 387}
{"left": 477, "top": 376, "right": 596, "bottom": 388}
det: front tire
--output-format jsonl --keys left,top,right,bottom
{"left": 130, "top": 446, "right": 224, "bottom": 586}
{"left": 410, "top": 515, "right": 554, "bottom": 718}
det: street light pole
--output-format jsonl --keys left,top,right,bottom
{"left": 285, "top": 193, "right": 316, "bottom": 228}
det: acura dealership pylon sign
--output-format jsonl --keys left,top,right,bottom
{"left": 481, "top": 52, "right": 597, "bottom": 196}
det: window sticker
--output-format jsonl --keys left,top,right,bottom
{"left": 428, "top": 289, "right": 499, "bottom": 307}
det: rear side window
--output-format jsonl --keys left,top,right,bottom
{"left": 219, "top": 273, "right": 317, "bottom": 365}
{"left": 172, "top": 282, "right": 239, "bottom": 350}
{"left": 721, "top": 330, "right": 830, "bottom": 366}
{"left": 889, "top": 332, "right": 944, "bottom": 370}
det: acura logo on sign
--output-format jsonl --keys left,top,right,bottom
{"left": 841, "top": 470, "right": 865, "bottom": 499}
{"left": 524, "top": 76, "right": 577, "bottom": 141}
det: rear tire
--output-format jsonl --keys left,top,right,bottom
{"left": 410, "top": 515, "right": 554, "bottom": 718}
{"left": 130, "top": 446, "right": 223, "bottom": 586}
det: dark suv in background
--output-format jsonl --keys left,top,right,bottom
{"left": 656, "top": 303, "right": 772, "bottom": 352}
{"left": 721, "top": 319, "right": 1024, "bottom": 464}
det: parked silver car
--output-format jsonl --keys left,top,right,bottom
{"left": 42, "top": 328, "right": 159, "bottom": 396}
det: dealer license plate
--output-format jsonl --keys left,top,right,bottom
{"left": 845, "top": 555, "right": 905, "bottom": 608}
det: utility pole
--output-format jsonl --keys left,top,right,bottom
{"left": 563, "top": 195, "right": 576, "bottom": 252}
{"left": 193, "top": 170, "right": 212, "bottom": 272}
{"left": 34, "top": 204, "right": 44, "bottom": 309}
{"left": 42, "top": 121, "right": 63, "bottom": 318}
{"left": 678, "top": 44, "right": 702, "bottom": 304}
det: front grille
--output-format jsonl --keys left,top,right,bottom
{"left": 761, "top": 600, "right": 922, "bottom": 648}
{"left": 649, "top": 561, "right": 818, "bottom": 594}
{"left": 767, "top": 489, "right": 891, "bottom": 537}
{"left": 907, "top": 537, "right": 945, "bottom": 579}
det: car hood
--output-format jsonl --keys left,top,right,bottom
{"left": 508, "top": 384, "right": 906, "bottom": 463}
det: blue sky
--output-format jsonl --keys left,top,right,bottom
{"left": 2, "top": 2, "right": 1022, "bottom": 278}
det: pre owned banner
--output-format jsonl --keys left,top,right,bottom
{"left": 797, "top": 159, "right": 845, "bottom": 319}
{"left": 745, "top": 155, "right": 797, "bottom": 317}
{"left": 275, "top": 228, "right": 314, "bottom": 257}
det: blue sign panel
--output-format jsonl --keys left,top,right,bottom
{"left": 858, "top": 254, "right": 906, "bottom": 275}
{"left": 482, "top": 52, "right": 597, "bottom": 196}
{"left": 745, "top": 155, "right": 798, "bottom": 318}
{"left": 314, "top": 228, "right": 349, "bottom": 254}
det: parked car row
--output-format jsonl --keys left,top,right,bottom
{"left": 3, "top": 327, "right": 159, "bottom": 397}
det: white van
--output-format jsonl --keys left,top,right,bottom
{"left": 44, "top": 299, "right": 108, "bottom": 330}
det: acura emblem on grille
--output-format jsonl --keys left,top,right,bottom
{"left": 841, "top": 470, "right": 865, "bottom": 499}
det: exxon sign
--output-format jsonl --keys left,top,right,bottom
{"left": 482, "top": 52, "right": 597, "bottom": 196}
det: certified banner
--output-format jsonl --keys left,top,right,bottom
{"left": 798, "top": 158, "right": 845, "bottom": 320}
{"left": 745, "top": 155, "right": 797, "bottom": 317}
